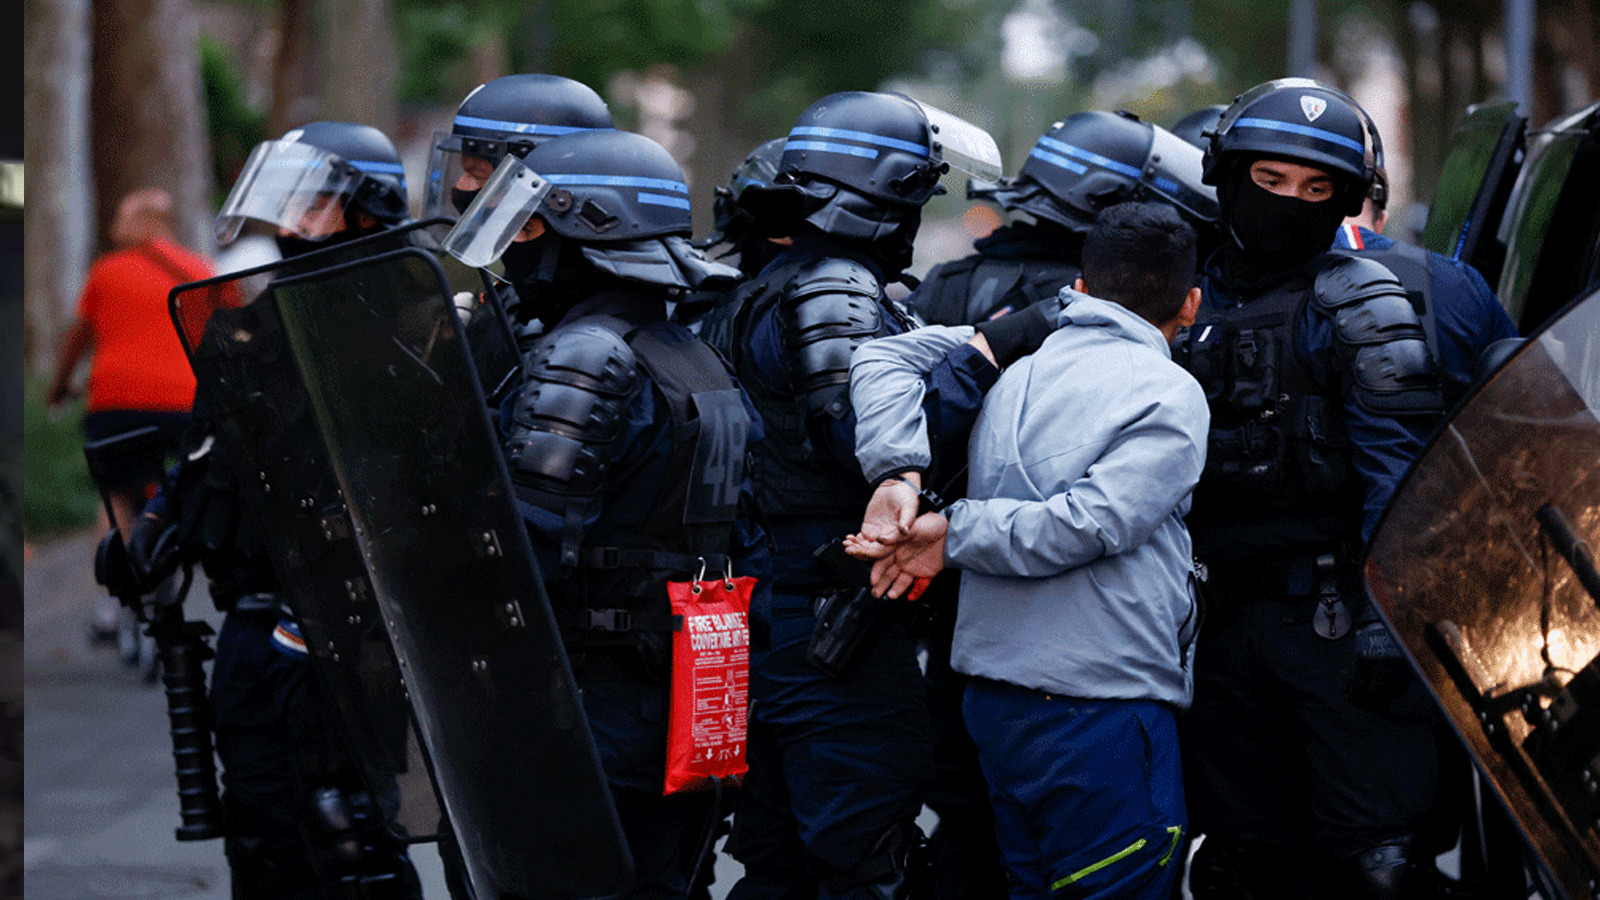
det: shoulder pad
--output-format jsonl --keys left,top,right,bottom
{"left": 1314, "top": 258, "right": 1441, "bottom": 416}
{"left": 523, "top": 322, "right": 638, "bottom": 388}
{"left": 507, "top": 323, "right": 640, "bottom": 497}
{"left": 1313, "top": 256, "right": 1407, "bottom": 312}
{"left": 781, "top": 258, "right": 886, "bottom": 411}
{"left": 1313, "top": 257, "right": 1425, "bottom": 347}
{"left": 787, "top": 256, "right": 883, "bottom": 302}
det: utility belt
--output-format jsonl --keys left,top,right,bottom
{"left": 565, "top": 647, "right": 659, "bottom": 683}
{"left": 1199, "top": 548, "right": 1363, "bottom": 640}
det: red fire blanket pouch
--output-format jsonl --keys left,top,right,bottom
{"left": 665, "top": 572, "right": 756, "bottom": 795}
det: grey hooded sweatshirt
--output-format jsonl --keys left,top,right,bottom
{"left": 850, "top": 291, "right": 1209, "bottom": 707}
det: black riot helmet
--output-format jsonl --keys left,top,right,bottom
{"left": 441, "top": 129, "right": 737, "bottom": 294}
{"left": 778, "top": 91, "right": 947, "bottom": 207}
{"left": 216, "top": 120, "right": 409, "bottom": 244}
{"left": 971, "top": 110, "right": 1219, "bottom": 234}
{"left": 1202, "top": 78, "right": 1377, "bottom": 216}
{"left": 739, "top": 91, "right": 999, "bottom": 245}
{"left": 699, "top": 137, "right": 786, "bottom": 249}
{"left": 424, "top": 74, "right": 615, "bottom": 218}
{"left": 1169, "top": 104, "right": 1227, "bottom": 150}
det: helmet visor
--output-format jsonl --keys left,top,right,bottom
{"left": 1145, "top": 128, "right": 1221, "bottom": 224}
{"left": 916, "top": 101, "right": 1003, "bottom": 183}
{"left": 216, "top": 140, "right": 363, "bottom": 244}
{"left": 422, "top": 131, "right": 516, "bottom": 221}
{"left": 440, "top": 156, "right": 553, "bottom": 268}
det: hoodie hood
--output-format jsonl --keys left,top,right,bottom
{"left": 1054, "top": 287, "right": 1173, "bottom": 359}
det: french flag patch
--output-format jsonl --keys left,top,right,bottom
{"left": 271, "top": 619, "right": 309, "bottom": 659}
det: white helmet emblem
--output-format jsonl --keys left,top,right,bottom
{"left": 1300, "top": 96, "right": 1327, "bottom": 122}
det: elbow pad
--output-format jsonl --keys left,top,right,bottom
{"left": 504, "top": 323, "right": 640, "bottom": 498}
{"left": 781, "top": 258, "right": 885, "bottom": 416}
{"left": 1314, "top": 257, "right": 1443, "bottom": 416}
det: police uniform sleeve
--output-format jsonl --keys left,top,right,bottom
{"left": 1430, "top": 254, "right": 1520, "bottom": 393}
{"left": 1307, "top": 257, "right": 1443, "bottom": 539}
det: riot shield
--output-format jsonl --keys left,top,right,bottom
{"left": 1364, "top": 286, "right": 1600, "bottom": 900}
{"left": 169, "top": 233, "right": 446, "bottom": 845}
{"left": 269, "top": 247, "right": 632, "bottom": 900}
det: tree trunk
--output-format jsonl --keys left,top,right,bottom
{"left": 269, "top": 0, "right": 317, "bottom": 136}
{"left": 22, "top": 0, "right": 94, "bottom": 377}
{"left": 324, "top": 0, "right": 398, "bottom": 135}
{"left": 90, "top": 0, "right": 215, "bottom": 255}
{"left": 682, "top": 28, "right": 775, "bottom": 239}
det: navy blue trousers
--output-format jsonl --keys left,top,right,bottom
{"left": 728, "top": 592, "right": 933, "bottom": 900}
{"left": 962, "top": 679, "right": 1186, "bottom": 900}
{"left": 580, "top": 670, "right": 716, "bottom": 900}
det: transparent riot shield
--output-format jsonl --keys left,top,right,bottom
{"left": 1364, "top": 286, "right": 1600, "bottom": 899}
{"left": 268, "top": 247, "right": 632, "bottom": 900}
{"left": 169, "top": 231, "right": 447, "bottom": 846}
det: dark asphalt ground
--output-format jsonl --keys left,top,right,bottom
{"left": 21, "top": 528, "right": 451, "bottom": 899}
{"left": 21, "top": 527, "right": 747, "bottom": 899}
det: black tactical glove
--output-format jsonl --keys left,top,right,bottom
{"left": 93, "top": 529, "right": 144, "bottom": 605}
{"left": 1345, "top": 618, "right": 1413, "bottom": 711}
{"left": 125, "top": 509, "right": 181, "bottom": 593}
{"left": 973, "top": 300, "right": 1056, "bottom": 368}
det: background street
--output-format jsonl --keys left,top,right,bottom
{"left": 22, "top": 526, "right": 747, "bottom": 899}
{"left": 21, "top": 527, "right": 450, "bottom": 899}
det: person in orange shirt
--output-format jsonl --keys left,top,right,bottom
{"left": 47, "top": 187, "right": 218, "bottom": 641}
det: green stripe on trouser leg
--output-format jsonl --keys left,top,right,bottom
{"left": 1050, "top": 826, "right": 1183, "bottom": 892}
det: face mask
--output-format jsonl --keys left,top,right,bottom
{"left": 451, "top": 186, "right": 480, "bottom": 214}
{"left": 1222, "top": 175, "right": 1345, "bottom": 266}
{"left": 275, "top": 233, "right": 334, "bottom": 260}
{"left": 498, "top": 234, "right": 595, "bottom": 326}
{"left": 500, "top": 237, "right": 547, "bottom": 288}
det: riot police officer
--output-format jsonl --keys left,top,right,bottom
{"left": 1333, "top": 164, "right": 1520, "bottom": 406}
{"left": 440, "top": 127, "right": 769, "bottom": 900}
{"left": 912, "top": 110, "right": 1218, "bottom": 327}
{"left": 1173, "top": 79, "right": 1447, "bottom": 898}
{"left": 423, "top": 72, "right": 617, "bottom": 359}
{"left": 131, "top": 120, "right": 423, "bottom": 900}
{"left": 713, "top": 91, "right": 996, "bottom": 900}
{"left": 423, "top": 72, "right": 614, "bottom": 223}
{"left": 680, "top": 137, "right": 787, "bottom": 341}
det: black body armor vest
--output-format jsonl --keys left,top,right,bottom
{"left": 1176, "top": 261, "right": 1360, "bottom": 565}
{"left": 911, "top": 253, "right": 1082, "bottom": 326}
{"left": 728, "top": 256, "right": 906, "bottom": 523}
{"left": 549, "top": 315, "right": 751, "bottom": 659}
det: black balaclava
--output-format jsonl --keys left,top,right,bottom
{"left": 450, "top": 186, "right": 481, "bottom": 215}
{"left": 501, "top": 231, "right": 622, "bottom": 328}
{"left": 275, "top": 198, "right": 391, "bottom": 260}
{"left": 1217, "top": 156, "right": 1348, "bottom": 288}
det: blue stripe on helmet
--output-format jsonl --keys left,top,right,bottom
{"left": 790, "top": 126, "right": 929, "bottom": 157}
{"left": 1234, "top": 117, "right": 1366, "bottom": 155}
{"left": 637, "top": 191, "right": 692, "bottom": 210}
{"left": 786, "top": 140, "right": 880, "bottom": 160}
{"left": 1036, "top": 136, "right": 1142, "bottom": 179}
{"left": 1154, "top": 176, "right": 1180, "bottom": 195}
{"left": 349, "top": 159, "right": 406, "bottom": 176}
{"left": 453, "top": 113, "right": 606, "bottom": 136}
{"left": 545, "top": 174, "right": 689, "bottom": 193}
{"left": 1027, "top": 147, "right": 1088, "bottom": 176}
